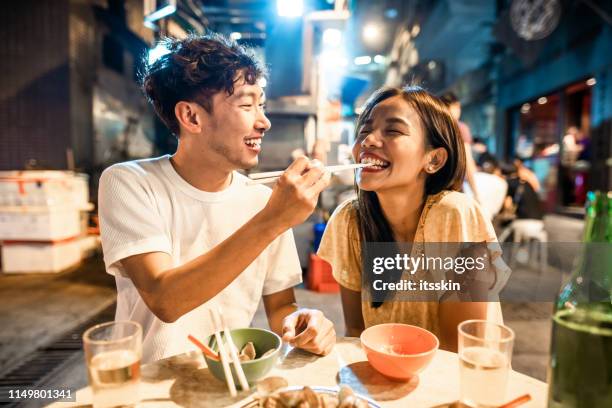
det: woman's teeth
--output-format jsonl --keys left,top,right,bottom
{"left": 360, "top": 157, "right": 390, "bottom": 169}
{"left": 244, "top": 138, "right": 261, "bottom": 148}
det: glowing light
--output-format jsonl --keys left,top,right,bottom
{"left": 427, "top": 61, "right": 437, "bottom": 70}
{"left": 322, "top": 28, "right": 342, "bottom": 48}
{"left": 537, "top": 97, "right": 548, "bottom": 105}
{"left": 521, "top": 103, "right": 531, "bottom": 114}
{"left": 258, "top": 77, "right": 267, "bottom": 88}
{"left": 230, "top": 32, "right": 242, "bottom": 40}
{"left": 586, "top": 77, "right": 596, "bottom": 86}
{"left": 384, "top": 9, "right": 398, "bottom": 19}
{"left": 354, "top": 56, "right": 372, "bottom": 66}
{"left": 277, "top": 0, "right": 303, "bottom": 18}
{"left": 144, "top": 1, "right": 176, "bottom": 24}
{"left": 373, "top": 55, "right": 386, "bottom": 64}
{"left": 148, "top": 43, "right": 171, "bottom": 65}
{"left": 363, "top": 24, "right": 381, "bottom": 42}
{"left": 321, "top": 51, "right": 348, "bottom": 68}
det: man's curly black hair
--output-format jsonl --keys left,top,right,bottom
{"left": 141, "top": 33, "right": 267, "bottom": 136}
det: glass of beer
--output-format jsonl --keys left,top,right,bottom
{"left": 458, "top": 320, "right": 515, "bottom": 407}
{"left": 83, "top": 321, "right": 142, "bottom": 408}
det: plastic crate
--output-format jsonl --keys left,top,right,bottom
{"left": 306, "top": 253, "right": 339, "bottom": 293}
{"left": 1, "top": 238, "right": 83, "bottom": 273}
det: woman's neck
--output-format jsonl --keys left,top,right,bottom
{"left": 377, "top": 184, "right": 426, "bottom": 242}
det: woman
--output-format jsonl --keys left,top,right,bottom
{"left": 318, "top": 86, "right": 505, "bottom": 351}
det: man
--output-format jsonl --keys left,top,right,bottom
{"left": 441, "top": 92, "right": 481, "bottom": 204}
{"left": 98, "top": 34, "right": 335, "bottom": 363}
{"left": 471, "top": 157, "right": 508, "bottom": 220}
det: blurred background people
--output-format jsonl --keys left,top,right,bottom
{"left": 441, "top": 92, "right": 481, "bottom": 204}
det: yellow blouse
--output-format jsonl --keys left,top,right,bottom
{"left": 317, "top": 190, "right": 502, "bottom": 338}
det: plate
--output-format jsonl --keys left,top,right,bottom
{"left": 240, "top": 385, "right": 381, "bottom": 407}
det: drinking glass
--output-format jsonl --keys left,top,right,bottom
{"left": 458, "top": 319, "right": 515, "bottom": 407}
{"left": 83, "top": 321, "right": 142, "bottom": 408}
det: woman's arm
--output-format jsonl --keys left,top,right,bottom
{"left": 438, "top": 302, "right": 487, "bottom": 352}
{"left": 339, "top": 286, "right": 366, "bottom": 337}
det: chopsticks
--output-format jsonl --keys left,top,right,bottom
{"left": 187, "top": 334, "right": 219, "bottom": 361}
{"left": 208, "top": 308, "right": 250, "bottom": 396}
{"left": 247, "top": 163, "right": 372, "bottom": 185}
{"left": 498, "top": 394, "right": 531, "bottom": 408}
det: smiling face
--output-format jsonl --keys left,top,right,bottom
{"left": 197, "top": 76, "right": 270, "bottom": 171}
{"left": 352, "top": 95, "right": 432, "bottom": 193}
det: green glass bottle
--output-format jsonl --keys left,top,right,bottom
{"left": 547, "top": 191, "right": 612, "bottom": 407}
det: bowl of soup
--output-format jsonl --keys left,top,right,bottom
{"left": 360, "top": 323, "right": 438, "bottom": 380}
{"left": 204, "top": 327, "right": 281, "bottom": 387}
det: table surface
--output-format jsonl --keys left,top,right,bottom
{"left": 51, "top": 337, "right": 548, "bottom": 408}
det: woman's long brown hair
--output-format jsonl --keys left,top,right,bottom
{"left": 355, "top": 86, "right": 466, "bottom": 307}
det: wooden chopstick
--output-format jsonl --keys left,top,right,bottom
{"left": 217, "top": 307, "right": 250, "bottom": 391}
{"left": 498, "top": 394, "right": 531, "bottom": 408}
{"left": 247, "top": 163, "right": 372, "bottom": 184}
{"left": 209, "top": 309, "right": 237, "bottom": 397}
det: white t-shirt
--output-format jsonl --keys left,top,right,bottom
{"left": 98, "top": 155, "right": 302, "bottom": 363}
{"left": 464, "top": 172, "right": 508, "bottom": 220}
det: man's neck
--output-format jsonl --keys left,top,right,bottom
{"left": 170, "top": 146, "right": 233, "bottom": 193}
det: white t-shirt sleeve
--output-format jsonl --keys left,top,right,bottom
{"left": 262, "top": 228, "right": 303, "bottom": 295}
{"left": 98, "top": 164, "right": 172, "bottom": 277}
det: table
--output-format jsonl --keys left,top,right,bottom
{"left": 51, "top": 338, "right": 548, "bottom": 407}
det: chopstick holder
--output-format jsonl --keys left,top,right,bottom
{"left": 209, "top": 309, "right": 237, "bottom": 397}
{"left": 217, "top": 307, "right": 250, "bottom": 391}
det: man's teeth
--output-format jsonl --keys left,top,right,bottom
{"left": 245, "top": 139, "right": 261, "bottom": 147}
{"left": 360, "top": 157, "right": 390, "bottom": 168}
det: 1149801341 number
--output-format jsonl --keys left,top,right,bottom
{"left": 4, "top": 388, "right": 74, "bottom": 401}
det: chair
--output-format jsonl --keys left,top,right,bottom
{"left": 499, "top": 219, "right": 548, "bottom": 273}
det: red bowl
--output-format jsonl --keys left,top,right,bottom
{"left": 360, "top": 323, "right": 439, "bottom": 380}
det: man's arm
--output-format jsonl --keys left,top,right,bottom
{"left": 121, "top": 210, "right": 286, "bottom": 323}
{"left": 263, "top": 288, "right": 298, "bottom": 335}
{"left": 339, "top": 286, "right": 365, "bottom": 337}
{"left": 120, "top": 157, "right": 330, "bottom": 323}
{"left": 263, "top": 288, "right": 336, "bottom": 356}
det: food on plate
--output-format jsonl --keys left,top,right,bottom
{"left": 255, "top": 378, "right": 368, "bottom": 408}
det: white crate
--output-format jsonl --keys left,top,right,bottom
{"left": 0, "top": 207, "right": 83, "bottom": 241}
{"left": 0, "top": 171, "right": 89, "bottom": 208}
{"left": 1, "top": 239, "right": 83, "bottom": 273}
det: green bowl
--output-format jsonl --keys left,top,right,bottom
{"left": 204, "top": 327, "right": 281, "bottom": 388}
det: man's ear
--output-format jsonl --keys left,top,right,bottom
{"left": 424, "top": 147, "right": 448, "bottom": 174}
{"left": 174, "top": 101, "right": 203, "bottom": 134}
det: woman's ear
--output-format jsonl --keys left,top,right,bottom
{"left": 424, "top": 147, "right": 448, "bottom": 174}
{"left": 175, "top": 101, "right": 203, "bottom": 134}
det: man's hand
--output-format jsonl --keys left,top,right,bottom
{"left": 261, "top": 157, "right": 331, "bottom": 231}
{"left": 281, "top": 309, "right": 336, "bottom": 356}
